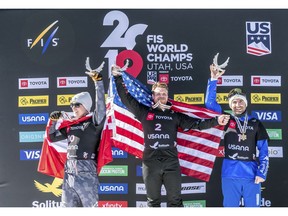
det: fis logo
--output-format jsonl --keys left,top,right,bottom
{"left": 246, "top": 21, "right": 272, "bottom": 56}
{"left": 27, "top": 20, "right": 59, "bottom": 55}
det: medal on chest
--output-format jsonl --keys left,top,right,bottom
{"left": 233, "top": 113, "right": 248, "bottom": 142}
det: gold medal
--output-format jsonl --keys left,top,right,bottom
{"left": 233, "top": 113, "right": 248, "bottom": 142}
{"left": 240, "top": 133, "right": 247, "bottom": 141}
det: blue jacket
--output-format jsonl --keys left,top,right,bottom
{"left": 205, "top": 79, "right": 269, "bottom": 180}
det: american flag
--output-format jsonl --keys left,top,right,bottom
{"left": 98, "top": 72, "right": 224, "bottom": 182}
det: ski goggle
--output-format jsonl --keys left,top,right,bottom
{"left": 70, "top": 103, "right": 82, "bottom": 108}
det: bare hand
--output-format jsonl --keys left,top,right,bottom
{"left": 217, "top": 114, "right": 230, "bottom": 125}
{"left": 255, "top": 176, "right": 265, "bottom": 184}
{"left": 210, "top": 64, "right": 225, "bottom": 79}
{"left": 111, "top": 65, "right": 122, "bottom": 77}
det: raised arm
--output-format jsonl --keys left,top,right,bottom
{"left": 85, "top": 58, "right": 106, "bottom": 125}
{"left": 204, "top": 64, "right": 224, "bottom": 113}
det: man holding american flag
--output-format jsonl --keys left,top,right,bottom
{"left": 110, "top": 65, "right": 230, "bottom": 207}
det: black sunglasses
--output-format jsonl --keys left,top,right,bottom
{"left": 70, "top": 103, "right": 82, "bottom": 108}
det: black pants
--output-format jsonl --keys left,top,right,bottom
{"left": 142, "top": 157, "right": 183, "bottom": 207}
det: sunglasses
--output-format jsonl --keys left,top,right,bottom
{"left": 70, "top": 103, "right": 82, "bottom": 108}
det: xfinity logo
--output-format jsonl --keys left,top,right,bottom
{"left": 98, "top": 201, "right": 128, "bottom": 207}
{"left": 251, "top": 110, "right": 281, "bottom": 122}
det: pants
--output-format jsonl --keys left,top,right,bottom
{"left": 222, "top": 177, "right": 261, "bottom": 207}
{"left": 61, "top": 160, "right": 99, "bottom": 207}
{"left": 142, "top": 157, "right": 183, "bottom": 207}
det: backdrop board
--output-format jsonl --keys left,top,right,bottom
{"left": 0, "top": 9, "right": 286, "bottom": 207}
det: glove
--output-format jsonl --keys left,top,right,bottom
{"left": 111, "top": 65, "right": 122, "bottom": 77}
{"left": 88, "top": 71, "right": 103, "bottom": 81}
{"left": 50, "top": 111, "right": 62, "bottom": 121}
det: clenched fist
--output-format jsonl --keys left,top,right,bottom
{"left": 50, "top": 111, "right": 62, "bottom": 121}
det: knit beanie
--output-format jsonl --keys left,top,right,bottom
{"left": 70, "top": 92, "right": 92, "bottom": 112}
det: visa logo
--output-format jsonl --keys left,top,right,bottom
{"left": 20, "top": 149, "right": 41, "bottom": 160}
{"left": 251, "top": 111, "right": 281, "bottom": 122}
{"left": 98, "top": 183, "right": 128, "bottom": 194}
{"left": 19, "top": 113, "right": 49, "bottom": 125}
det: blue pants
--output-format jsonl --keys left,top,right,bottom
{"left": 222, "top": 177, "right": 261, "bottom": 207}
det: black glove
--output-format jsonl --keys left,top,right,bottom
{"left": 50, "top": 111, "right": 62, "bottom": 121}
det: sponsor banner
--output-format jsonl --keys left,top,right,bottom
{"left": 136, "top": 182, "right": 206, "bottom": 195}
{"left": 19, "top": 131, "right": 45, "bottom": 142}
{"left": 268, "top": 146, "right": 283, "bottom": 158}
{"left": 173, "top": 93, "right": 204, "bottom": 104}
{"left": 19, "top": 78, "right": 49, "bottom": 89}
{"left": 216, "top": 146, "right": 225, "bottom": 157}
{"left": 217, "top": 75, "right": 243, "bottom": 86}
{"left": 183, "top": 200, "right": 206, "bottom": 207}
{"left": 135, "top": 183, "right": 165, "bottom": 195}
{"left": 20, "top": 149, "right": 41, "bottom": 160}
{"left": 57, "top": 76, "right": 88, "bottom": 88}
{"left": 251, "top": 110, "right": 282, "bottom": 122}
{"left": 98, "top": 201, "right": 128, "bottom": 207}
{"left": 250, "top": 93, "right": 281, "bottom": 104}
{"left": 256, "top": 146, "right": 283, "bottom": 158}
{"left": 19, "top": 113, "right": 49, "bottom": 125}
{"left": 181, "top": 182, "right": 206, "bottom": 194}
{"left": 147, "top": 71, "right": 157, "bottom": 84}
{"left": 32, "top": 200, "right": 61, "bottom": 208}
{"left": 251, "top": 76, "right": 281, "bottom": 87}
{"left": 216, "top": 93, "right": 229, "bottom": 104}
{"left": 136, "top": 165, "right": 142, "bottom": 176}
{"left": 99, "top": 165, "right": 128, "bottom": 176}
{"left": 159, "top": 71, "right": 169, "bottom": 84}
{"left": 266, "top": 129, "right": 282, "bottom": 140}
{"left": 18, "top": 95, "right": 49, "bottom": 107}
{"left": 57, "top": 94, "right": 74, "bottom": 106}
{"left": 99, "top": 183, "right": 128, "bottom": 194}
{"left": 240, "top": 197, "right": 272, "bottom": 207}
{"left": 136, "top": 201, "right": 167, "bottom": 207}
{"left": 112, "top": 147, "right": 128, "bottom": 158}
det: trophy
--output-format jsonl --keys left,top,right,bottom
{"left": 213, "top": 53, "right": 230, "bottom": 72}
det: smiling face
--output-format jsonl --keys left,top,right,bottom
{"left": 230, "top": 98, "right": 247, "bottom": 115}
{"left": 152, "top": 82, "right": 169, "bottom": 105}
{"left": 70, "top": 103, "right": 88, "bottom": 119}
{"left": 152, "top": 87, "right": 168, "bottom": 105}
